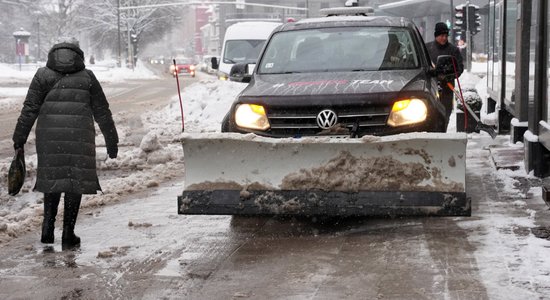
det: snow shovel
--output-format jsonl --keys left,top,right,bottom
{"left": 447, "top": 82, "right": 497, "bottom": 139}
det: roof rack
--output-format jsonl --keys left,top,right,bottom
{"left": 319, "top": 6, "right": 375, "bottom": 17}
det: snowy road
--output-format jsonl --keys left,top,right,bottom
{"left": 1, "top": 136, "right": 550, "bottom": 299}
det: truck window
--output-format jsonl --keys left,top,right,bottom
{"left": 258, "top": 27, "right": 420, "bottom": 74}
{"left": 223, "top": 40, "right": 266, "bottom": 64}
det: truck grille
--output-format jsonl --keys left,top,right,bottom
{"left": 267, "top": 105, "right": 391, "bottom": 136}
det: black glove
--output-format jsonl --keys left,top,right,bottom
{"left": 107, "top": 145, "right": 118, "bottom": 159}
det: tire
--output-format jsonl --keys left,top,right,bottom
{"left": 221, "top": 113, "right": 231, "bottom": 132}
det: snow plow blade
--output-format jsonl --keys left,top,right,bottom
{"left": 178, "top": 133, "right": 469, "bottom": 217}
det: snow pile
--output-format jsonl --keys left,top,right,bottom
{"left": 181, "top": 79, "right": 246, "bottom": 132}
{"left": 92, "top": 63, "right": 159, "bottom": 83}
{"left": 0, "top": 87, "right": 28, "bottom": 112}
{"left": 0, "top": 61, "right": 157, "bottom": 86}
{"left": 0, "top": 64, "right": 37, "bottom": 83}
{"left": 464, "top": 71, "right": 499, "bottom": 126}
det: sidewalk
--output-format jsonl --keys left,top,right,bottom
{"left": 470, "top": 132, "right": 550, "bottom": 236}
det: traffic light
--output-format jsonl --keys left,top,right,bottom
{"left": 130, "top": 31, "right": 138, "bottom": 45}
{"left": 454, "top": 5, "right": 466, "bottom": 33}
{"left": 467, "top": 5, "right": 481, "bottom": 35}
{"left": 130, "top": 30, "right": 139, "bottom": 63}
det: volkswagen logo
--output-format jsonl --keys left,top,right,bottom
{"left": 316, "top": 109, "right": 338, "bottom": 129}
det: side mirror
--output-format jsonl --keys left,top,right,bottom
{"left": 229, "top": 63, "right": 252, "bottom": 83}
{"left": 211, "top": 57, "right": 219, "bottom": 70}
{"left": 434, "top": 55, "right": 456, "bottom": 77}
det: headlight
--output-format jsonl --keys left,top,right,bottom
{"left": 387, "top": 99, "right": 428, "bottom": 127}
{"left": 190, "top": 65, "right": 196, "bottom": 71}
{"left": 219, "top": 73, "right": 228, "bottom": 81}
{"left": 235, "top": 104, "right": 270, "bottom": 131}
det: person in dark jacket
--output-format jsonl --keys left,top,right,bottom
{"left": 425, "top": 22, "right": 464, "bottom": 126}
{"left": 12, "top": 38, "right": 118, "bottom": 250}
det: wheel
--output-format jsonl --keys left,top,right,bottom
{"left": 221, "top": 113, "right": 231, "bottom": 132}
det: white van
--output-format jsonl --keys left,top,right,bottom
{"left": 215, "top": 21, "right": 281, "bottom": 80}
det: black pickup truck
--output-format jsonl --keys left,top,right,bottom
{"left": 220, "top": 7, "right": 454, "bottom": 138}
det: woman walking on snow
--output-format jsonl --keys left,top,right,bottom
{"left": 12, "top": 38, "right": 119, "bottom": 250}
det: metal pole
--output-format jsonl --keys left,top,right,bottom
{"left": 16, "top": 39, "right": 21, "bottom": 71}
{"left": 36, "top": 18, "right": 40, "bottom": 61}
{"left": 127, "top": 25, "right": 132, "bottom": 69}
{"left": 450, "top": 0, "right": 454, "bottom": 42}
{"left": 466, "top": 1, "right": 472, "bottom": 72}
{"left": 117, "top": 0, "right": 121, "bottom": 67}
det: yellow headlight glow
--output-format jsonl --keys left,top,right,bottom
{"left": 235, "top": 104, "right": 270, "bottom": 131}
{"left": 387, "top": 99, "right": 428, "bottom": 127}
{"left": 391, "top": 99, "right": 411, "bottom": 112}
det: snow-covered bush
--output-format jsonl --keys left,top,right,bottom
{"left": 455, "top": 87, "right": 482, "bottom": 112}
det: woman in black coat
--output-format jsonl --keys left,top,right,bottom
{"left": 12, "top": 39, "right": 119, "bottom": 250}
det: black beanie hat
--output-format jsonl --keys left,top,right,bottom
{"left": 434, "top": 22, "right": 449, "bottom": 37}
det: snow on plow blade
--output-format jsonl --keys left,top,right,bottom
{"left": 178, "top": 133, "right": 469, "bottom": 217}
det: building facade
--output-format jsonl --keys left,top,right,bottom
{"left": 486, "top": 0, "right": 550, "bottom": 177}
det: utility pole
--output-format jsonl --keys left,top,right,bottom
{"left": 117, "top": 0, "right": 121, "bottom": 67}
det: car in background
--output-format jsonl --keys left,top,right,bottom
{"left": 213, "top": 21, "right": 281, "bottom": 80}
{"left": 170, "top": 57, "right": 196, "bottom": 77}
{"left": 149, "top": 56, "right": 166, "bottom": 65}
{"left": 200, "top": 55, "right": 218, "bottom": 74}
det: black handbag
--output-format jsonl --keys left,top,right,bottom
{"left": 8, "top": 149, "right": 26, "bottom": 196}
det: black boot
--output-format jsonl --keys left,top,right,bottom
{"left": 62, "top": 193, "right": 82, "bottom": 250}
{"left": 41, "top": 193, "right": 61, "bottom": 244}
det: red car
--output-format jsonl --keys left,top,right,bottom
{"left": 170, "top": 58, "right": 196, "bottom": 77}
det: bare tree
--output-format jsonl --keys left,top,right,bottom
{"left": 76, "top": 0, "right": 179, "bottom": 61}
{"left": 0, "top": 0, "right": 181, "bottom": 63}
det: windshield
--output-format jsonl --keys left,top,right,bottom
{"left": 223, "top": 40, "right": 266, "bottom": 64}
{"left": 258, "top": 27, "right": 420, "bottom": 74}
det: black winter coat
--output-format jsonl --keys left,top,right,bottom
{"left": 425, "top": 40, "right": 464, "bottom": 80}
{"left": 12, "top": 43, "right": 118, "bottom": 194}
